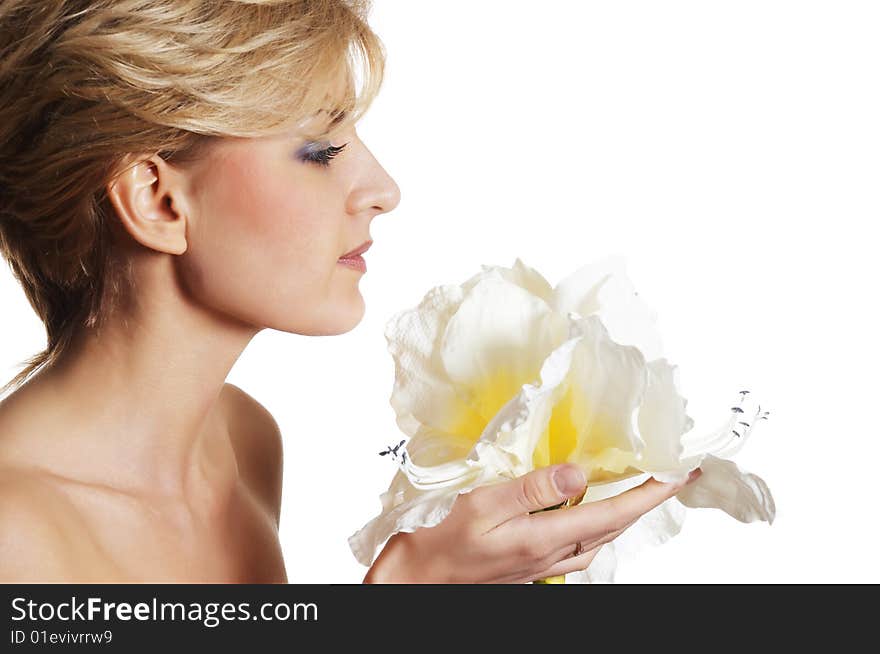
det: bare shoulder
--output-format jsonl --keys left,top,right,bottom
{"left": 0, "top": 469, "right": 86, "bottom": 582}
{"left": 220, "top": 383, "right": 284, "bottom": 527}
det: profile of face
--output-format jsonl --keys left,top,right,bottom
{"left": 107, "top": 115, "right": 401, "bottom": 337}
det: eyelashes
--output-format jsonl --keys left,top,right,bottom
{"left": 298, "top": 142, "right": 349, "bottom": 168}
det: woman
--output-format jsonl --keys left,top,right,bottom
{"left": 0, "top": 0, "right": 700, "bottom": 583}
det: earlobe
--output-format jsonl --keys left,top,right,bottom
{"left": 107, "top": 155, "right": 189, "bottom": 255}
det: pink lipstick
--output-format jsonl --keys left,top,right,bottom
{"left": 338, "top": 240, "right": 371, "bottom": 273}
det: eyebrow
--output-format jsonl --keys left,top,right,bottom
{"left": 297, "top": 109, "right": 348, "bottom": 142}
{"left": 325, "top": 108, "right": 348, "bottom": 128}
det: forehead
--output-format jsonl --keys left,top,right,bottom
{"left": 244, "top": 69, "right": 357, "bottom": 144}
{"left": 308, "top": 67, "right": 356, "bottom": 135}
{"left": 289, "top": 109, "right": 347, "bottom": 144}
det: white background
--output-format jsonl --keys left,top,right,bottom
{"left": 2, "top": 1, "right": 878, "bottom": 583}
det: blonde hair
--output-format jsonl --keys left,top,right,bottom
{"left": 0, "top": 0, "right": 385, "bottom": 395}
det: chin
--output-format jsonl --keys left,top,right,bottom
{"left": 280, "top": 296, "right": 366, "bottom": 336}
{"left": 335, "top": 296, "right": 366, "bottom": 333}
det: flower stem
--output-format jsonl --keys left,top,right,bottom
{"left": 534, "top": 574, "right": 566, "bottom": 584}
{"left": 529, "top": 487, "right": 588, "bottom": 585}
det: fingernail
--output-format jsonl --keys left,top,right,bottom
{"left": 686, "top": 468, "right": 703, "bottom": 483}
{"left": 553, "top": 465, "right": 586, "bottom": 496}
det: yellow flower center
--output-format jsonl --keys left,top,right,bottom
{"left": 449, "top": 369, "right": 637, "bottom": 483}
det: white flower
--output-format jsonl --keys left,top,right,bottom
{"left": 349, "top": 257, "right": 775, "bottom": 581}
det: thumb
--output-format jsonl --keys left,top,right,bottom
{"left": 508, "top": 464, "right": 587, "bottom": 522}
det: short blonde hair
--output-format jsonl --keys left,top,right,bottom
{"left": 0, "top": 0, "right": 385, "bottom": 395}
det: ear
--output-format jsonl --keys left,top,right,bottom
{"left": 106, "top": 154, "right": 189, "bottom": 255}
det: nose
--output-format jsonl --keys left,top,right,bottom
{"left": 352, "top": 171, "right": 400, "bottom": 218}
{"left": 347, "top": 145, "right": 401, "bottom": 218}
{"left": 374, "top": 174, "right": 401, "bottom": 216}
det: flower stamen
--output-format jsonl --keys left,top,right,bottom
{"left": 727, "top": 392, "right": 770, "bottom": 438}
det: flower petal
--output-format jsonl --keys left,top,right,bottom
{"left": 567, "top": 541, "right": 618, "bottom": 584}
{"left": 614, "top": 495, "right": 687, "bottom": 560}
{"left": 675, "top": 454, "right": 776, "bottom": 524}
{"left": 440, "top": 272, "right": 569, "bottom": 426}
{"left": 348, "top": 468, "right": 481, "bottom": 568}
{"left": 469, "top": 334, "right": 584, "bottom": 476}
{"left": 563, "top": 315, "right": 648, "bottom": 479}
{"left": 635, "top": 359, "right": 693, "bottom": 471}
{"left": 553, "top": 255, "right": 665, "bottom": 361}
{"left": 385, "top": 284, "right": 484, "bottom": 438}
{"left": 566, "top": 493, "right": 687, "bottom": 584}
{"left": 463, "top": 258, "right": 556, "bottom": 305}
{"left": 399, "top": 424, "right": 481, "bottom": 486}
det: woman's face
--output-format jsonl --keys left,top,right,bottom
{"left": 175, "top": 117, "right": 400, "bottom": 336}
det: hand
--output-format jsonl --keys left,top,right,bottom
{"left": 363, "top": 464, "right": 702, "bottom": 583}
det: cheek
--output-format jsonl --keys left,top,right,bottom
{"left": 179, "top": 153, "right": 346, "bottom": 327}
{"left": 211, "top": 155, "right": 311, "bottom": 245}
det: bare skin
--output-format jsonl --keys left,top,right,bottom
{"left": 0, "top": 79, "right": 401, "bottom": 582}
{"left": 0, "top": 380, "right": 286, "bottom": 583}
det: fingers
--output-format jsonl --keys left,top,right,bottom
{"left": 529, "top": 544, "right": 603, "bottom": 582}
{"left": 464, "top": 464, "right": 588, "bottom": 530}
{"left": 545, "top": 514, "right": 637, "bottom": 564}
{"left": 534, "top": 514, "right": 639, "bottom": 581}
{"left": 527, "top": 468, "right": 702, "bottom": 555}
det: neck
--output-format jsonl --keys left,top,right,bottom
{"left": 1, "top": 255, "right": 261, "bottom": 505}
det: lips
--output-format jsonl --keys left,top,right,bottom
{"left": 339, "top": 240, "right": 372, "bottom": 259}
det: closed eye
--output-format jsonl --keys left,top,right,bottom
{"left": 298, "top": 142, "right": 348, "bottom": 168}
